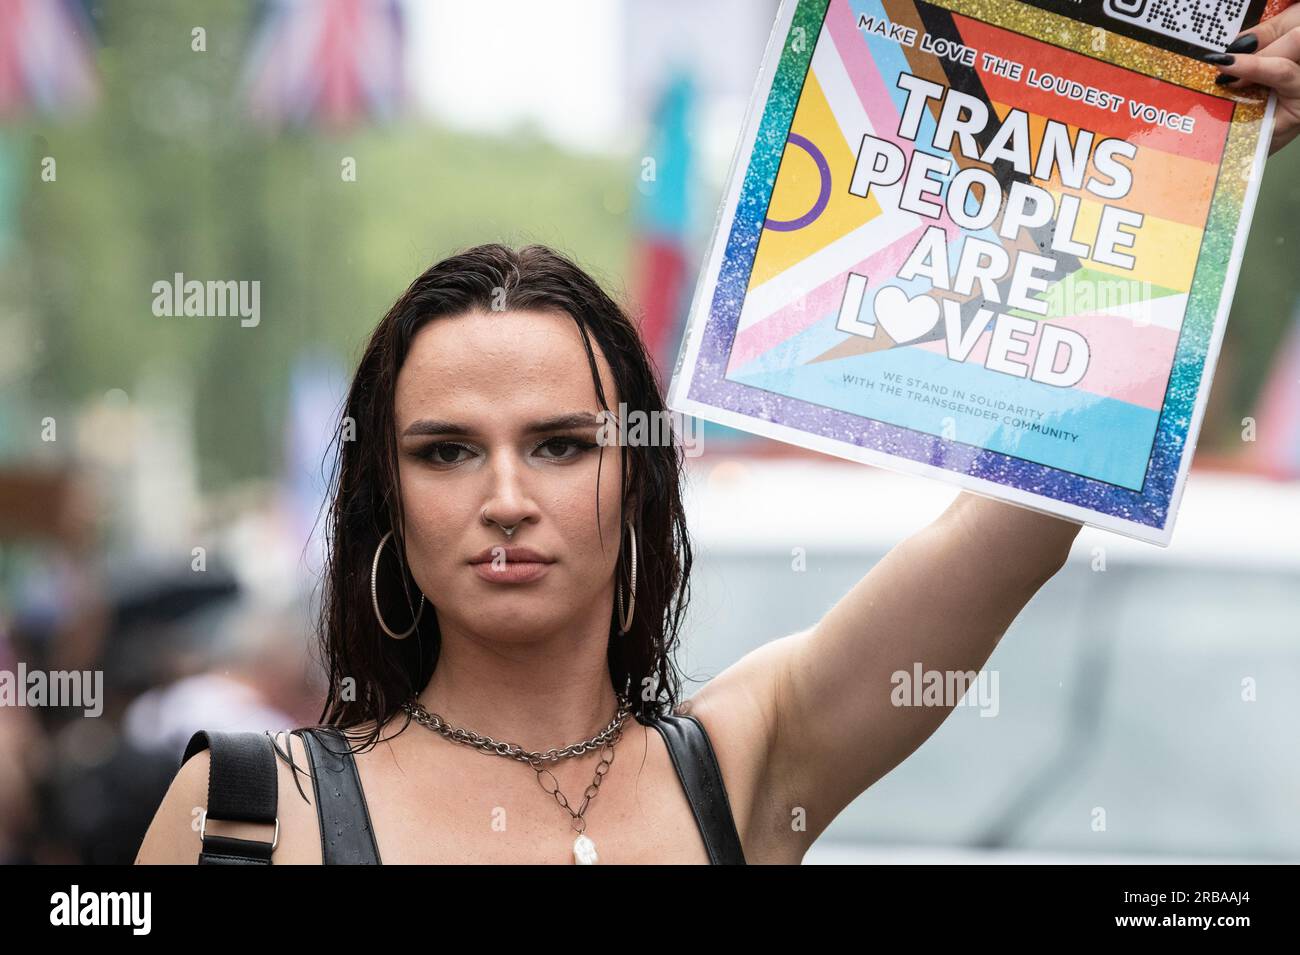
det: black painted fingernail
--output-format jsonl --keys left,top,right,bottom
{"left": 1202, "top": 52, "right": 1235, "bottom": 65}
{"left": 1225, "top": 33, "right": 1258, "bottom": 53}
{"left": 1214, "top": 72, "right": 1239, "bottom": 85}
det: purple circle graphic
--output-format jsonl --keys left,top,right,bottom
{"left": 764, "top": 133, "right": 832, "bottom": 232}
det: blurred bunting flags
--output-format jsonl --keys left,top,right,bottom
{"left": 631, "top": 68, "right": 756, "bottom": 449}
{"left": 0, "top": 0, "right": 98, "bottom": 120}
{"left": 631, "top": 68, "right": 695, "bottom": 380}
{"left": 243, "top": 0, "right": 405, "bottom": 130}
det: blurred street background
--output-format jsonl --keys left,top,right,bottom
{"left": 0, "top": 0, "right": 1297, "bottom": 864}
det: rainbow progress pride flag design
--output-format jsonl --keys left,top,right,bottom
{"left": 668, "top": 0, "right": 1280, "bottom": 544}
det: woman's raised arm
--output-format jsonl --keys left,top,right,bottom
{"left": 690, "top": 492, "right": 1082, "bottom": 855}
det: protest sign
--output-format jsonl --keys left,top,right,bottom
{"left": 668, "top": 0, "right": 1289, "bottom": 544}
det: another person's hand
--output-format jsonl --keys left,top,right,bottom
{"left": 1203, "top": 6, "right": 1300, "bottom": 155}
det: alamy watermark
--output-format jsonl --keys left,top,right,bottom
{"left": 151, "top": 272, "right": 260, "bottom": 327}
{"left": 890, "top": 663, "right": 999, "bottom": 717}
{"left": 50, "top": 885, "right": 150, "bottom": 934}
{"left": 595, "top": 402, "right": 702, "bottom": 457}
{"left": 1, "top": 664, "right": 103, "bottom": 717}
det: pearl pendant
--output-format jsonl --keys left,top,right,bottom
{"left": 573, "top": 833, "right": 598, "bottom": 864}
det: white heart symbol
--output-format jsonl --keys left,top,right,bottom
{"left": 872, "top": 286, "right": 941, "bottom": 344}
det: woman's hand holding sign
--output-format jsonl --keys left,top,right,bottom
{"left": 1207, "top": 5, "right": 1300, "bottom": 155}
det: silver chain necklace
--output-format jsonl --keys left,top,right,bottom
{"left": 401, "top": 695, "right": 633, "bottom": 864}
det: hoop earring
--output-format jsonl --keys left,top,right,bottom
{"left": 616, "top": 518, "right": 637, "bottom": 634}
{"left": 371, "top": 529, "right": 425, "bottom": 640}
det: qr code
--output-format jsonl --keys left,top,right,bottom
{"left": 1101, "top": 0, "right": 1250, "bottom": 50}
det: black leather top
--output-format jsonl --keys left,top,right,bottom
{"left": 186, "top": 709, "right": 747, "bottom": 865}
{"left": 298, "top": 726, "right": 383, "bottom": 864}
{"left": 633, "top": 712, "right": 747, "bottom": 864}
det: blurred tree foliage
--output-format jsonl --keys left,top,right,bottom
{"left": 4, "top": 0, "right": 632, "bottom": 490}
{"left": 1203, "top": 141, "right": 1300, "bottom": 450}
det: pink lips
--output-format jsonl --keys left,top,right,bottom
{"left": 469, "top": 545, "right": 554, "bottom": 584}
{"left": 471, "top": 561, "right": 551, "bottom": 583}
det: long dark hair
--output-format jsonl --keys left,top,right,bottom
{"left": 310, "top": 243, "right": 693, "bottom": 751}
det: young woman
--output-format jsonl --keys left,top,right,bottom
{"left": 136, "top": 17, "right": 1300, "bottom": 864}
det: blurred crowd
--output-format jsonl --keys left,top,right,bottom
{"left": 0, "top": 465, "right": 322, "bottom": 864}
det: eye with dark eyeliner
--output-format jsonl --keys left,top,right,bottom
{"left": 412, "top": 441, "right": 476, "bottom": 466}
{"left": 535, "top": 435, "right": 598, "bottom": 460}
{"left": 412, "top": 435, "right": 597, "bottom": 466}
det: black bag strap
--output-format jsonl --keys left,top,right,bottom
{"left": 642, "top": 712, "right": 747, "bottom": 865}
{"left": 181, "top": 729, "right": 279, "bottom": 865}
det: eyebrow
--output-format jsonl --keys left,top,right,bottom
{"left": 401, "top": 411, "right": 606, "bottom": 438}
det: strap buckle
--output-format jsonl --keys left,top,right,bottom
{"left": 199, "top": 808, "right": 280, "bottom": 851}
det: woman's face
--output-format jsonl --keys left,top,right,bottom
{"left": 393, "top": 307, "right": 627, "bottom": 643}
